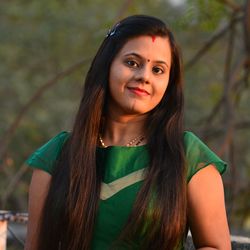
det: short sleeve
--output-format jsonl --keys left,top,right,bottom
{"left": 184, "top": 131, "right": 227, "bottom": 182}
{"left": 25, "top": 131, "right": 70, "bottom": 175}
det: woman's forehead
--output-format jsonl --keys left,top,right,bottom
{"left": 117, "top": 35, "right": 171, "bottom": 63}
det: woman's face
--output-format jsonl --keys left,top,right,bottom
{"left": 108, "top": 35, "right": 172, "bottom": 117}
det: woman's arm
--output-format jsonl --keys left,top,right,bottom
{"left": 25, "top": 168, "right": 51, "bottom": 250}
{"left": 187, "top": 164, "right": 231, "bottom": 250}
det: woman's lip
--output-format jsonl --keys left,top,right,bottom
{"left": 127, "top": 87, "right": 150, "bottom": 96}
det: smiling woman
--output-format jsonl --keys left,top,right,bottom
{"left": 25, "top": 15, "right": 231, "bottom": 250}
{"left": 108, "top": 36, "right": 171, "bottom": 116}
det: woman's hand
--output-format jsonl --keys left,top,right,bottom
{"left": 25, "top": 168, "right": 51, "bottom": 250}
{"left": 187, "top": 165, "right": 231, "bottom": 250}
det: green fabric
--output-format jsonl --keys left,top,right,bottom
{"left": 25, "top": 131, "right": 70, "bottom": 175}
{"left": 183, "top": 131, "right": 227, "bottom": 182}
{"left": 25, "top": 131, "right": 227, "bottom": 249}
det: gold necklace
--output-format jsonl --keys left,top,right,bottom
{"left": 99, "top": 134, "right": 145, "bottom": 148}
{"left": 99, "top": 134, "right": 107, "bottom": 148}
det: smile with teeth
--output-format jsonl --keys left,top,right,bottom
{"left": 127, "top": 87, "right": 150, "bottom": 96}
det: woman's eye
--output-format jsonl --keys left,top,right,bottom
{"left": 126, "top": 60, "right": 139, "bottom": 68}
{"left": 152, "top": 66, "right": 164, "bottom": 74}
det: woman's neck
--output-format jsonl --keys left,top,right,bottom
{"left": 101, "top": 113, "right": 147, "bottom": 146}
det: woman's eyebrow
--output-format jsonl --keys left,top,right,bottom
{"left": 124, "top": 52, "right": 143, "bottom": 59}
{"left": 123, "top": 52, "right": 169, "bottom": 68}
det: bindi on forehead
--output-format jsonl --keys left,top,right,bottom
{"left": 151, "top": 36, "right": 156, "bottom": 43}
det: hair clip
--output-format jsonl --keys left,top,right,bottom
{"left": 106, "top": 22, "right": 120, "bottom": 38}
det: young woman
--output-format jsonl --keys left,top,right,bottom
{"left": 25, "top": 15, "right": 231, "bottom": 250}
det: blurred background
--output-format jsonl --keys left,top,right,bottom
{"left": 0, "top": 0, "right": 249, "bottom": 249}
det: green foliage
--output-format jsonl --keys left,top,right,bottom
{"left": 170, "top": 0, "right": 227, "bottom": 31}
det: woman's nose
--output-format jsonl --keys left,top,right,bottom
{"left": 135, "top": 66, "right": 151, "bottom": 84}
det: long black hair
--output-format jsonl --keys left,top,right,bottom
{"left": 37, "top": 15, "right": 186, "bottom": 250}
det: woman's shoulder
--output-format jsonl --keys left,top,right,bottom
{"left": 183, "top": 131, "right": 227, "bottom": 182}
{"left": 25, "top": 131, "right": 70, "bottom": 175}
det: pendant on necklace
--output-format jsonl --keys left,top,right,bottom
{"left": 99, "top": 134, "right": 145, "bottom": 148}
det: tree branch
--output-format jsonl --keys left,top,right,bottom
{"left": 1, "top": 164, "right": 28, "bottom": 208}
{"left": 216, "top": 0, "right": 242, "bottom": 12}
{"left": 196, "top": 14, "right": 242, "bottom": 129}
{"left": 243, "top": 0, "right": 250, "bottom": 87}
{"left": 0, "top": 58, "right": 90, "bottom": 164}
{"left": 198, "top": 55, "right": 245, "bottom": 135}
{"left": 185, "top": 15, "right": 243, "bottom": 70}
{"left": 200, "top": 120, "right": 250, "bottom": 141}
{"left": 243, "top": 0, "right": 250, "bottom": 51}
{"left": 196, "top": 96, "right": 224, "bottom": 129}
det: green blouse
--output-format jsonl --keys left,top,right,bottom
{"left": 26, "top": 131, "right": 227, "bottom": 249}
